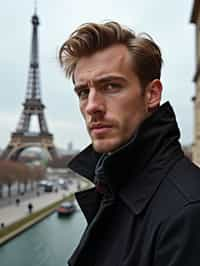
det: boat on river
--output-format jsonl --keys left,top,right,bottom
{"left": 57, "top": 201, "right": 76, "bottom": 216}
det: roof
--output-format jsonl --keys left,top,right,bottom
{"left": 191, "top": 0, "right": 200, "bottom": 23}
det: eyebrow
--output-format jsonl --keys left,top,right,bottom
{"left": 74, "top": 75, "right": 127, "bottom": 92}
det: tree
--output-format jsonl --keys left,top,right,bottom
{"left": 0, "top": 160, "right": 18, "bottom": 197}
{"left": 15, "top": 162, "right": 30, "bottom": 195}
{"left": 18, "top": 163, "right": 30, "bottom": 194}
{"left": 33, "top": 165, "right": 46, "bottom": 183}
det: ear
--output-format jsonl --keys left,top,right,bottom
{"left": 145, "top": 79, "right": 162, "bottom": 112}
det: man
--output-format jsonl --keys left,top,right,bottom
{"left": 59, "top": 21, "right": 200, "bottom": 266}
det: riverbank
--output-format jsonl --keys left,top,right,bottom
{"left": 0, "top": 193, "right": 74, "bottom": 245}
{"left": 0, "top": 202, "right": 87, "bottom": 266}
{"left": 0, "top": 177, "right": 92, "bottom": 246}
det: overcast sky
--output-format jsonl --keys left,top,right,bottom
{"left": 0, "top": 0, "right": 196, "bottom": 151}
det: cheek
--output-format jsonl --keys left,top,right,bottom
{"left": 116, "top": 99, "right": 146, "bottom": 129}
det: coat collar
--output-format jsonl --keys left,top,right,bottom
{"left": 119, "top": 145, "right": 183, "bottom": 215}
{"left": 69, "top": 102, "right": 184, "bottom": 216}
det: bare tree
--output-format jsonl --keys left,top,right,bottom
{"left": 29, "top": 165, "right": 36, "bottom": 191}
{"left": 0, "top": 160, "right": 46, "bottom": 198}
{"left": 18, "top": 163, "right": 30, "bottom": 194}
{"left": 0, "top": 160, "right": 18, "bottom": 197}
{"left": 34, "top": 165, "right": 46, "bottom": 183}
{"left": 0, "top": 160, "right": 33, "bottom": 197}
{"left": 15, "top": 162, "right": 29, "bottom": 195}
{"left": 0, "top": 161, "right": 3, "bottom": 198}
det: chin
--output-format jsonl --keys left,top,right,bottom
{"left": 92, "top": 139, "right": 120, "bottom": 153}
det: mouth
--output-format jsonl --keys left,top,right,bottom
{"left": 89, "top": 124, "right": 113, "bottom": 135}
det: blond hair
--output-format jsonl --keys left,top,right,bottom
{"left": 59, "top": 21, "right": 163, "bottom": 88}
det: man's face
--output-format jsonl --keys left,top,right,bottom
{"left": 74, "top": 44, "right": 150, "bottom": 153}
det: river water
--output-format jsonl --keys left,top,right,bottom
{"left": 0, "top": 208, "right": 86, "bottom": 266}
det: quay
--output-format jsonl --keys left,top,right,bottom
{"left": 0, "top": 179, "right": 88, "bottom": 246}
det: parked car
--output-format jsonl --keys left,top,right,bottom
{"left": 37, "top": 180, "right": 48, "bottom": 187}
{"left": 44, "top": 182, "right": 53, "bottom": 192}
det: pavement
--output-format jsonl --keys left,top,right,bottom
{"left": 0, "top": 181, "right": 81, "bottom": 227}
{"left": 0, "top": 189, "right": 46, "bottom": 208}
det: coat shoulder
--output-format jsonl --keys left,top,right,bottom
{"left": 166, "top": 156, "right": 200, "bottom": 203}
{"left": 148, "top": 157, "right": 200, "bottom": 222}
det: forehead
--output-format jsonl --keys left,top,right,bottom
{"left": 74, "top": 44, "right": 134, "bottom": 84}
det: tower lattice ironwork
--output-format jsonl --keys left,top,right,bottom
{"left": 2, "top": 8, "right": 57, "bottom": 160}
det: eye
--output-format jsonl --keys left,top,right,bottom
{"left": 76, "top": 88, "right": 90, "bottom": 100}
{"left": 104, "top": 83, "right": 122, "bottom": 92}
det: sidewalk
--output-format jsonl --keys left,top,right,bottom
{"left": 0, "top": 189, "right": 46, "bottom": 208}
{"left": 0, "top": 182, "right": 78, "bottom": 227}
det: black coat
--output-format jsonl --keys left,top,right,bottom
{"left": 68, "top": 102, "right": 200, "bottom": 266}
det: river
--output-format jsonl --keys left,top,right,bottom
{"left": 0, "top": 208, "right": 86, "bottom": 266}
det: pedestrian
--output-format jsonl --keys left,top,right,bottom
{"left": 28, "top": 203, "right": 33, "bottom": 214}
{"left": 16, "top": 198, "right": 20, "bottom": 206}
{"left": 59, "top": 21, "right": 200, "bottom": 266}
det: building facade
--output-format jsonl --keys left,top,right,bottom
{"left": 191, "top": 0, "right": 200, "bottom": 165}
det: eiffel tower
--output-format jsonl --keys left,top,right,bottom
{"left": 2, "top": 6, "right": 57, "bottom": 160}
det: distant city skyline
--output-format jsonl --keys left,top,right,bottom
{"left": 0, "top": 0, "right": 195, "bottom": 151}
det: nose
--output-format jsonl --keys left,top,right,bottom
{"left": 85, "top": 89, "right": 106, "bottom": 116}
